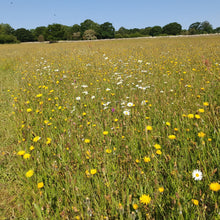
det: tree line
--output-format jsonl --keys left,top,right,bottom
{"left": 0, "top": 19, "right": 219, "bottom": 44}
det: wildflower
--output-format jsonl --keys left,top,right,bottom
{"left": 203, "top": 102, "right": 209, "bottom": 106}
{"left": 25, "top": 170, "right": 34, "bottom": 178}
{"left": 123, "top": 110, "right": 130, "bottom": 116}
{"left": 114, "top": 118, "right": 118, "bottom": 122}
{"left": 166, "top": 122, "right": 171, "bottom": 126}
{"left": 140, "top": 194, "right": 151, "bottom": 205}
{"left": 192, "top": 199, "right": 199, "bottom": 205}
{"left": 156, "top": 150, "right": 162, "bottom": 155}
{"left": 198, "top": 109, "right": 205, "bottom": 113}
{"left": 26, "top": 108, "right": 32, "bottom": 112}
{"left": 37, "top": 182, "right": 44, "bottom": 189}
{"left": 29, "top": 146, "right": 34, "bottom": 151}
{"left": 209, "top": 182, "right": 220, "bottom": 192}
{"left": 187, "top": 114, "right": 194, "bottom": 119}
{"left": 46, "top": 138, "right": 52, "bottom": 145}
{"left": 127, "top": 102, "right": 134, "bottom": 107}
{"left": 168, "top": 135, "right": 176, "bottom": 140}
{"left": 195, "top": 114, "right": 201, "bottom": 119}
{"left": 146, "top": 126, "right": 152, "bottom": 131}
{"left": 23, "top": 153, "right": 31, "bottom": 159}
{"left": 17, "top": 150, "right": 25, "bottom": 156}
{"left": 33, "top": 136, "right": 41, "bottom": 142}
{"left": 106, "top": 149, "right": 112, "bottom": 154}
{"left": 144, "top": 157, "right": 151, "bottom": 163}
{"left": 208, "top": 138, "right": 212, "bottom": 142}
{"left": 135, "top": 159, "right": 140, "bottom": 163}
{"left": 198, "top": 132, "right": 205, "bottom": 138}
{"left": 90, "top": 169, "right": 97, "bottom": 175}
{"left": 192, "top": 169, "right": 203, "bottom": 181}
{"left": 76, "top": 97, "right": 81, "bottom": 101}
{"left": 103, "top": 131, "right": 109, "bottom": 135}
{"left": 36, "top": 94, "right": 42, "bottom": 98}
{"left": 133, "top": 204, "right": 138, "bottom": 210}
{"left": 158, "top": 187, "right": 164, "bottom": 193}
{"left": 154, "top": 144, "right": 161, "bottom": 149}
{"left": 84, "top": 139, "right": 90, "bottom": 143}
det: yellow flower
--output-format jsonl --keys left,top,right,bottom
{"left": 198, "top": 109, "right": 205, "bottom": 113}
{"left": 46, "top": 138, "right": 52, "bottom": 145}
{"left": 33, "top": 136, "right": 41, "bottom": 142}
{"left": 166, "top": 122, "right": 171, "bottom": 126}
{"left": 158, "top": 187, "right": 164, "bottom": 193}
{"left": 168, "top": 135, "right": 176, "bottom": 140}
{"left": 36, "top": 94, "right": 43, "bottom": 98}
{"left": 187, "top": 114, "right": 194, "bottom": 119}
{"left": 84, "top": 139, "right": 90, "bottom": 143}
{"left": 17, "top": 150, "right": 25, "bottom": 156}
{"left": 135, "top": 159, "right": 140, "bottom": 163}
{"left": 156, "top": 150, "right": 162, "bottom": 155}
{"left": 25, "top": 170, "right": 34, "bottom": 178}
{"left": 192, "top": 199, "right": 199, "bottom": 205}
{"left": 208, "top": 138, "right": 212, "bottom": 142}
{"left": 26, "top": 108, "right": 32, "bottom": 112}
{"left": 133, "top": 204, "right": 138, "bottom": 210}
{"left": 209, "top": 182, "right": 220, "bottom": 192}
{"left": 103, "top": 131, "right": 109, "bottom": 135}
{"left": 154, "top": 144, "right": 161, "bottom": 149}
{"left": 23, "top": 153, "right": 31, "bottom": 159}
{"left": 198, "top": 132, "right": 205, "bottom": 138}
{"left": 29, "top": 146, "right": 34, "bottom": 151}
{"left": 146, "top": 126, "right": 152, "bottom": 131}
{"left": 37, "top": 182, "right": 44, "bottom": 189}
{"left": 144, "top": 157, "right": 151, "bottom": 163}
{"left": 140, "top": 194, "right": 151, "bottom": 205}
{"left": 90, "top": 169, "right": 97, "bottom": 175}
{"left": 203, "top": 102, "right": 209, "bottom": 106}
{"left": 114, "top": 119, "right": 118, "bottom": 122}
{"left": 106, "top": 149, "right": 112, "bottom": 154}
{"left": 195, "top": 114, "right": 201, "bottom": 119}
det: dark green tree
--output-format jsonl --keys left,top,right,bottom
{"left": 33, "top": 26, "right": 47, "bottom": 40}
{"left": 188, "top": 22, "right": 201, "bottom": 34}
{"left": 46, "top": 24, "right": 65, "bottom": 41}
{"left": 100, "top": 22, "right": 115, "bottom": 39}
{"left": 214, "top": 27, "right": 220, "bottom": 33}
{"left": 162, "top": 22, "right": 182, "bottom": 35}
{"left": 80, "top": 19, "right": 100, "bottom": 38}
{"left": 199, "top": 21, "right": 213, "bottom": 33}
{"left": 149, "top": 26, "right": 162, "bottom": 36}
{"left": 0, "top": 23, "right": 14, "bottom": 35}
{"left": 14, "top": 28, "right": 35, "bottom": 42}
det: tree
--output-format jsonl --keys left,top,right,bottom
{"left": 199, "top": 21, "right": 213, "bottom": 33}
{"left": 14, "top": 28, "right": 35, "bottom": 42}
{"left": 80, "top": 19, "right": 100, "bottom": 36}
{"left": 162, "top": 22, "right": 182, "bottom": 35}
{"left": 33, "top": 26, "right": 47, "bottom": 40}
{"left": 188, "top": 22, "right": 201, "bottom": 34}
{"left": 100, "top": 22, "right": 115, "bottom": 39}
{"left": 214, "top": 27, "right": 220, "bottom": 33}
{"left": 140, "top": 27, "right": 152, "bottom": 36}
{"left": 149, "top": 26, "right": 162, "bottom": 36}
{"left": 0, "top": 23, "right": 14, "bottom": 35}
{"left": 83, "top": 29, "right": 97, "bottom": 40}
{"left": 46, "top": 24, "right": 65, "bottom": 41}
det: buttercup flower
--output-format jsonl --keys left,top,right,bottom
{"left": 209, "top": 182, "right": 220, "bottom": 192}
{"left": 25, "top": 170, "right": 34, "bottom": 178}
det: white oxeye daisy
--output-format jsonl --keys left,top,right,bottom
{"left": 123, "top": 110, "right": 130, "bottom": 116}
{"left": 192, "top": 169, "right": 203, "bottom": 181}
{"left": 76, "top": 97, "right": 81, "bottom": 101}
{"left": 127, "top": 102, "right": 134, "bottom": 107}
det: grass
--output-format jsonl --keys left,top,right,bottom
{"left": 0, "top": 36, "right": 220, "bottom": 219}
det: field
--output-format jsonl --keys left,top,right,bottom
{"left": 0, "top": 36, "right": 220, "bottom": 219}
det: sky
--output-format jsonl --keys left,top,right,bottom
{"left": 1, "top": 0, "right": 220, "bottom": 30}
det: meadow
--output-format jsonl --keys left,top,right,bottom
{"left": 0, "top": 36, "right": 220, "bottom": 219}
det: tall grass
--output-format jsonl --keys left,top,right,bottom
{"left": 0, "top": 36, "right": 220, "bottom": 219}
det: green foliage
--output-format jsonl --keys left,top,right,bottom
{"left": 163, "top": 22, "right": 182, "bottom": 35}
{"left": 0, "top": 34, "right": 18, "bottom": 44}
{"left": 149, "top": 26, "right": 162, "bottom": 36}
{"left": 83, "top": 29, "right": 97, "bottom": 40}
{"left": 14, "top": 28, "right": 35, "bottom": 42}
{"left": 46, "top": 24, "right": 65, "bottom": 41}
{"left": 100, "top": 22, "right": 115, "bottom": 39}
{"left": 33, "top": 26, "right": 47, "bottom": 41}
{"left": 189, "top": 21, "right": 213, "bottom": 34}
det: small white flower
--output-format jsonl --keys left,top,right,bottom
{"left": 82, "top": 91, "right": 88, "bottom": 95}
{"left": 106, "top": 88, "right": 111, "bottom": 91}
{"left": 76, "top": 97, "right": 81, "bottom": 101}
{"left": 91, "top": 96, "right": 95, "bottom": 99}
{"left": 123, "top": 110, "right": 130, "bottom": 116}
{"left": 192, "top": 169, "right": 203, "bottom": 181}
{"left": 127, "top": 102, "right": 133, "bottom": 107}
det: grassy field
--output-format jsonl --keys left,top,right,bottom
{"left": 0, "top": 36, "right": 220, "bottom": 219}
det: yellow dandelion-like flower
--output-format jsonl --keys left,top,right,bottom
{"left": 192, "top": 199, "right": 199, "bottom": 205}
{"left": 103, "top": 131, "right": 109, "bottom": 135}
{"left": 144, "top": 157, "right": 151, "bottom": 163}
{"left": 203, "top": 102, "right": 209, "bottom": 106}
{"left": 156, "top": 150, "right": 162, "bottom": 155}
{"left": 198, "top": 132, "right": 205, "bottom": 138}
{"left": 17, "top": 150, "right": 25, "bottom": 156}
{"left": 46, "top": 138, "right": 52, "bottom": 145}
{"left": 90, "top": 169, "right": 97, "bottom": 175}
{"left": 195, "top": 114, "right": 201, "bottom": 119}
{"left": 168, "top": 135, "right": 176, "bottom": 140}
{"left": 166, "top": 122, "right": 171, "bottom": 126}
{"left": 135, "top": 159, "right": 140, "bottom": 163}
{"left": 158, "top": 187, "right": 164, "bottom": 193}
{"left": 26, "top": 108, "right": 32, "bottom": 113}
{"left": 25, "top": 170, "right": 34, "bottom": 178}
{"left": 23, "top": 153, "right": 31, "bottom": 159}
{"left": 114, "top": 119, "right": 118, "bottom": 122}
{"left": 84, "top": 139, "right": 90, "bottom": 143}
{"left": 146, "top": 126, "right": 152, "bottom": 131}
{"left": 187, "top": 114, "right": 194, "bottom": 119}
{"left": 33, "top": 136, "right": 41, "bottom": 142}
{"left": 154, "top": 144, "right": 161, "bottom": 149}
{"left": 133, "top": 204, "right": 138, "bottom": 210}
{"left": 29, "top": 146, "right": 34, "bottom": 151}
{"left": 106, "top": 149, "right": 112, "bottom": 154}
{"left": 209, "top": 182, "right": 220, "bottom": 192}
{"left": 36, "top": 94, "right": 43, "bottom": 98}
{"left": 37, "top": 182, "right": 44, "bottom": 189}
{"left": 140, "top": 194, "right": 151, "bottom": 205}
{"left": 198, "top": 109, "right": 205, "bottom": 113}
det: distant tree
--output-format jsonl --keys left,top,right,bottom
{"left": 83, "top": 29, "right": 97, "bottom": 40}
{"left": 116, "top": 27, "right": 129, "bottom": 38}
{"left": 46, "top": 24, "right": 65, "bottom": 41}
{"left": 72, "top": 32, "right": 81, "bottom": 40}
{"left": 214, "top": 27, "right": 220, "bottom": 33}
{"left": 33, "top": 26, "right": 47, "bottom": 40}
{"left": 0, "top": 34, "right": 18, "bottom": 44}
{"left": 162, "top": 22, "right": 182, "bottom": 35}
{"left": 80, "top": 19, "right": 100, "bottom": 37}
{"left": 0, "top": 23, "right": 14, "bottom": 35}
{"left": 38, "top": 35, "right": 44, "bottom": 42}
{"left": 100, "top": 22, "right": 115, "bottom": 39}
{"left": 62, "top": 25, "right": 73, "bottom": 40}
{"left": 14, "top": 28, "right": 35, "bottom": 42}
{"left": 199, "top": 21, "right": 213, "bottom": 33}
{"left": 140, "top": 27, "right": 152, "bottom": 36}
{"left": 149, "top": 26, "right": 162, "bottom": 36}
{"left": 72, "top": 24, "right": 81, "bottom": 33}
{"left": 188, "top": 22, "right": 201, "bottom": 34}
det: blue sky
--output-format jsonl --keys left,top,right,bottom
{"left": 1, "top": 0, "right": 220, "bottom": 30}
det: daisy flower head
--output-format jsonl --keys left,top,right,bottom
{"left": 127, "top": 102, "right": 134, "bottom": 107}
{"left": 123, "top": 110, "right": 130, "bottom": 116}
{"left": 192, "top": 169, "right": 203, "bottom": 181}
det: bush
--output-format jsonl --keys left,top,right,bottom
{"left": 0, "top": 34, "right": 18, "bottom": 44}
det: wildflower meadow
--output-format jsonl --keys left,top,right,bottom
{"left": 1, "top": 36, "right": 220, "bottom": 219}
